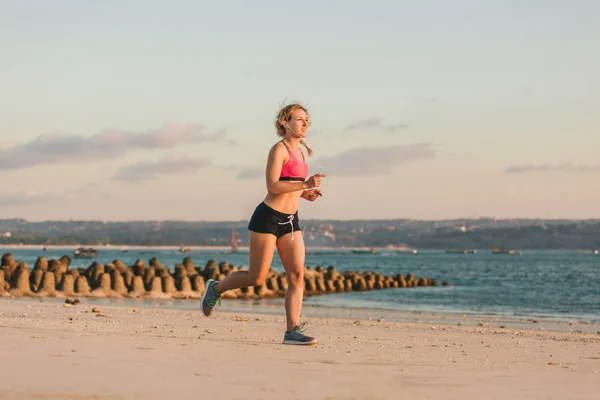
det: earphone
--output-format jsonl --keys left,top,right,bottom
{"left": 286, "top": 123, "right": 301, "bottom": 138}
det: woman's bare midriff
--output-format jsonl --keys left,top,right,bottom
{"left": 263, "top": 191, "right": 303, "bottom": 214}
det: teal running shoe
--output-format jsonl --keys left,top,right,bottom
{"left": 283, "top": 322, "right": 317, "bottom": 345}
{"left": 201, "top": 279, "right": 221, "bottom": 317}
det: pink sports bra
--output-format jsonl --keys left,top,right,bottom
{"left": 279, "top": 140, "right": 309, "bottom": 181}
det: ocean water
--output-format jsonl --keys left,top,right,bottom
{"left": 3, "top": 247, "right": 599, "bottom": 323}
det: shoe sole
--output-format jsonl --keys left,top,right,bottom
{"left": 282, "top": 339, "right": 318, "bottom": 346}
{"left": 200, "top": 279, "right": 215, "bottom": 317}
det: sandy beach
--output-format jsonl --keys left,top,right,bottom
{"left": 0, "top": 298, "right": 598, "bottom": 400}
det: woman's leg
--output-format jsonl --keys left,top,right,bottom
{"left": 215, "top": 231, "right": 277, "bottom": 293}
{"left": 276, "top": 231, "right": 306, "bottom": 332}
{"left": 201, "top": 231, "right": 276, "bottom": 317}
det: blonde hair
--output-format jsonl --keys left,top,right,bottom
{"left": 275, "top": 103, "right": 314, "bottom": 157}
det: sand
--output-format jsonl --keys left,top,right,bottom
{"left": 0, "top": 298, "right": 599, "bottom": 400}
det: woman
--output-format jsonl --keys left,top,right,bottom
{"left": 201, "top": 103, "right": 325, "bottom": 346}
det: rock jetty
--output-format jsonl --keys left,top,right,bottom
{"left": 0, "top": 252, "right": 450, "bottom": 300}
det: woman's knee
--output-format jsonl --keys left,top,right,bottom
{"left": 247, "top": 272, "right": 268, "bottom": 287}
{"left": 286, "top": 270, "right": 304, "bottom": 287}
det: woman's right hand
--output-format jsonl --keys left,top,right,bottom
{"left": 305, "top": 173, "right": 326, "bottom": 188}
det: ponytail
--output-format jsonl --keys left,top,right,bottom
{"left": 299, "top": 139, "right": 313, "bottom": 157}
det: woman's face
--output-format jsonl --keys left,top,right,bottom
{"left": 286, "top": 108, "right": 309, "bottom": 138}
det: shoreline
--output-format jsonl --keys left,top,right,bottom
{"left": 3, "top": 247, "right": 600, "bottom": 327}
{"left": 5, "top": 296, "right": 599, "bottom": 335}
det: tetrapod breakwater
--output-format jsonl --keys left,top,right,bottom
{"left": 0, "top": 252, "right": 450, "bottom": 300}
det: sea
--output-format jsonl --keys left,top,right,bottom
{"left": 3, "top": 247, "right": 599, "bottom": 326}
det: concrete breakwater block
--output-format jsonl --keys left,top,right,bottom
{"left": 0, "top": 252, "right": 449, "bottom": 301}
{"left": 30, "top": 269, "right": 45, "bottom": 292}
{"left": 75, "top": 276, "right": 91, "bottom": 295}
{"left": 1, "top": 253, "right": 18, "bottom": 282}
{"left": 111, "top": 270, "right": 128, "bottom": 296}
{"left": 0, "top": 270, "right": 9, "bottom": 296}
{"left": 128, "top": 275, "right": 146, "bottom": 297}
{"left": 191, "top": 275, "right": 205, "bottom": 293}
{"left": 60, "top": 274, "right": 76, "bottom": 296}
{"left": 132, "top": 260, "right": 146, "bottom": 277}
{"left": 9, "top": 264, "right": 34, "bottom": 297}
{"left": 37, "top": 271, "right": 62, "bottom": 298}
{"left": 34, "top": 257, "right": 49, "bottom": 272}
{"left": 183, "top": 257, "right": 197, "bottom": 277}
{"left": 90, "top": 273, "right": 113, "bottom": 297}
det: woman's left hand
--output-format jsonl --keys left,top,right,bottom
{"left": 303, "top": 189, "right": 322, "bottom": 201}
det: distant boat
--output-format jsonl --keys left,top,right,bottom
{"left": 492, "top": 248, "right": 515, "bottom": 254}
{"left": 351, "top": 247, "right": 418, "bottom": 255}
{"left": 74, "top": 247, "right": 98, "bottom": 258}
{"left": 352, "top": 248, "right": 376, "bottom": 255}
{"left": 378, "top": 248, "right": 418, "bottom": 255}
{"left": 578, "top": 249, "right": 599, "bottom": 255}
{"left": 179, "top": 246, "right": 192, "bottom": 253}
{"left": 446, "top": 249, "right": 478, "bottom": 254}
{"left": 399, "top": 249, "right": 419, "bottom": 255}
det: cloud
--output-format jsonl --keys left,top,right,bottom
{"left": 0, "top": 123, "right": 230, "bottom": 170}
{"left": 342, "top": 118, "right": 410, "bottom": 134}
{"left": 343, "top": 118, "right": 382, "bottom": 132}
{"left": 381, "top": 124, "right": 410, "bottom": 133}
{"left": 0, "top": 191, "right": 63, "bottom": 207}
{"left": 112, "top": 155, "right": 211, "bottom": 183}
{"left": 236, "top": 168, "right": 263, "bottom": 180}
{"left": 316, "top": 143, "right": 435, "bottom": 177}
{"left": 233, "top": 143, "right": 435, "bottom": 180}
{"left": 211, "top": 164, "right": 263, "bottom": 180}
{"left": 306, "top": 128, "right": 323, "bottom": 137}
{"left": 505, "top": 163, "right": 600, "bottom": 174}
{"left": 212, "top": 128, "right": 239, "bottom": 146}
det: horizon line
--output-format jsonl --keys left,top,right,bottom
{"left": 2, "top": 217, "right": 600, "bottom": 223}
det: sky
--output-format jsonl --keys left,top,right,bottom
{"left": 1, "top": 0, "right": 599, "bottom": 221}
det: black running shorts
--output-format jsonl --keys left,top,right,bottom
{"left": 248, "top": 202, "right": 301, "bottom": 238}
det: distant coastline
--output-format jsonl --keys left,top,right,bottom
{"left": 1, "top": 218, "right": 599, "bottom": 250}
{"left": 0, "top": 244, "right": 414, "bottom": 252}
{"left": 0, "top": 244, "right": 596, "bottom": 254}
